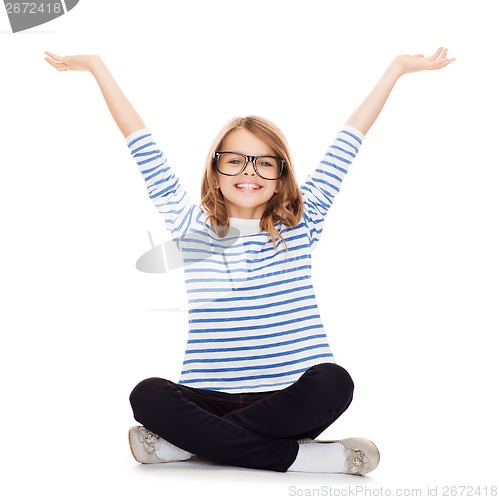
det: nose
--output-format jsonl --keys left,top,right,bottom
{"left": 243, "top": 159, "right": 256, "bottom": 175}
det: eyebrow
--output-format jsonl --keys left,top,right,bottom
{"left": 220, "top": 151, "right": 279, "bottom": 157}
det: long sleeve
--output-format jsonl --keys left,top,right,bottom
{"left": 125, "top": 128, "right": 196, "bottom": 238}
{"left": 301, "top": 124, "right": 364, "bottom": 250}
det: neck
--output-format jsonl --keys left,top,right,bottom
{"left": 226, "top": 204, "right": 266, "bottom": 220}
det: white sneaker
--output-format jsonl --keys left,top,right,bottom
{"left": 297, "top": 437, "right": 380, "bottom": 476}
{"left": 128, "top": 426, "right": 195, "bottom": 464}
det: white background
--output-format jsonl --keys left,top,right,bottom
{"left": 1, "top": 1, "right": 498, "bottom": 498}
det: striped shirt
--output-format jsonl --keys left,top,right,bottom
{"left": 126, "top": 124, "right": 364, "bottom": 393}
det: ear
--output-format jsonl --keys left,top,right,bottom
{"left": 274, "top": 179, "right": 283, "bottom": 193}
{"left": 213, "top": 173, "right": 220, "bottom": 189}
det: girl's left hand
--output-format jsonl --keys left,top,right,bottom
{"left": 393, "top": 47, "right": 455, "bottom": 76}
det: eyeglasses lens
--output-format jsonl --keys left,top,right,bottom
{"left": 217, "top": 153, "right": 281, "bottom": 180}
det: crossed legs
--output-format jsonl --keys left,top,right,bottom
{"left": 129, "top": 362, "right": 354, "bottom": 472}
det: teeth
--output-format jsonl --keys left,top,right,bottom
{"left": 236, "top": 184, "right": 261, "bottom": 189}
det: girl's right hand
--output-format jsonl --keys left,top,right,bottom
{"left": 44, "top": 50, "right": 145, "bottom": 137}
{"left": 44, "top": 51, "right": 100, "bottom": 72}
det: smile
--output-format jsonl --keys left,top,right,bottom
{"left": 234, "top": 183, "right": 263, "bottom": 191}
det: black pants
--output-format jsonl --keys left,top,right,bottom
{"left": 129, "top": 362, "right": 354, "bottom": 472}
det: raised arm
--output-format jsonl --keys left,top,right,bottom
{"left": 44, "top": 51, "right": 145, "bottom": 138}
{"left": 301, "top": 47, "right": 455, "bottom": 250}
{"left": 346, "top": 47, "right": 455, "bottom": 136}
{"left": 45, "top": 51, "right": 198, "bottom": 238}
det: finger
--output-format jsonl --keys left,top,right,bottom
{"left": 428, "top": 47, "right": 444, "bottom": 61}
{"left": 44, "top": 50, "right": 62, "bottom": 61}
{"left": 436, "top": 48, "right": 448, "bottom": 62}
{"left": 431, "top": 57, "right": 455, "bottom": 70}
{"left": 44, "top": 51, "right": 71, "bottom": 69}
{"left": 44, "top": 56, "right": 69, "bottom": 71}
{"left": 437, "top": 49, "right": 454, "bottom": 67}
{"left": 44, "top": 57, "right": 57, "bottom": 68}
{"left": 441, "top": 57, "right": 456, "bottom": 67}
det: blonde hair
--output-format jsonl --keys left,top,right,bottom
{"left": 200, "top": 116, "right": 303, "bottom": 248}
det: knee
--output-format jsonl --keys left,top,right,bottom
{"left": 311, "top": 363, "right": 355, "bottom": 403}
{"left": 129, "top": 377, "right": 167, "bottom": 414}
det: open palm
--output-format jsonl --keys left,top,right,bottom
{"left": 44, "top": 51, "right": 97, "bottom": 72}
{"left": 394, "top": 47, "right": 455, "bottom": 75}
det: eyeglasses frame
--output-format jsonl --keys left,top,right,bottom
{"left": 213, "top": 151, "right": 285, "bottom": 180}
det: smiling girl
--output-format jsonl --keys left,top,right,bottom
{"left": 45, "top": 47, "right": 454, "bottom": 475}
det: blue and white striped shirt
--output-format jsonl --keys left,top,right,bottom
{"left": 126, "top": 124, "right": 364, "bottom": 393}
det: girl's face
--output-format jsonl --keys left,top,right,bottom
{"left": 214, "top": 128, "right": 283, "bottom": 219}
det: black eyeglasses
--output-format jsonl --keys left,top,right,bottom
{"left": 213, "top": 151, "right": 285, "bottom": 180}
